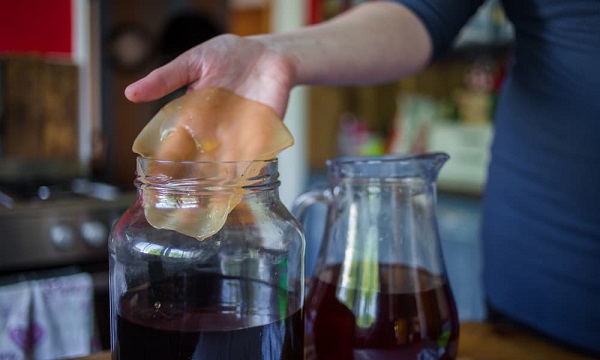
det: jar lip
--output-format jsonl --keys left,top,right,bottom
{"left": 135, "top": 156, "right": 280, "bottom": 190}
{"left": 137, "top": 156, "right": 278, "bottom": 165}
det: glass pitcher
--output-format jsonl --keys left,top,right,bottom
{"left": 109, "top": 157, "right": 304, "bottom": 360}
{"left": 294, "top": 153, "right": 458, "bottom": 360}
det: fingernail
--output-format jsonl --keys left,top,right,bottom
{"left": 124, "top": 86, "right": 136, "bottom": 99}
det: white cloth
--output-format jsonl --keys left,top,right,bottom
{"left": 0, "top": 272, "right": 95, "bottom": 360}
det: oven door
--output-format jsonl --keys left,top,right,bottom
{"left": 0, "top": 195, "right": 133, "bottom": 352}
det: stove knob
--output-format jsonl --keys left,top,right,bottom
{"left": 81, "top": 221, "right": 108, "bottom": 248}
{"left": 50, "top": 224, "right": 75, "bottom": 250}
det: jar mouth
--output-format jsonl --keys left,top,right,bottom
{"left": 135, "top": 156, "right": 280, "bottom": 190}
{"left": 137, "top": 156, "right": 278, "bottom": 166}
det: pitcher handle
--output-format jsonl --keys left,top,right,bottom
{"left": 292, "top": 184, "right": 331, "bottom": 279}
{"left": 291, "top": 184, "right": 330, "bottom": 221}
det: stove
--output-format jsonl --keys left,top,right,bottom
{"left": 0, "top": 179, "right": 136, "bottom": 350}
{"left": 0, "top": 179, "right": 134, "bottom": 274}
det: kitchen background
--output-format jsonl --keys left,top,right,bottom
{"left": 0, "top": 0, "right": 512, "bottom": 356}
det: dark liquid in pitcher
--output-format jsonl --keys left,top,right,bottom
{"left": 305, "top": 263, "right": 458, "bottom": 360}
{"left": 115, "top": 272, "right": 303, "bottom": 360}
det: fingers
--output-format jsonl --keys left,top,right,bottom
{"left": 125, "top": 55, "right": 194, "bottom": 103}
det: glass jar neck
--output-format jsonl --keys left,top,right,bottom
{"left": 134, "top": 157, "right": 280, "bottom": 194}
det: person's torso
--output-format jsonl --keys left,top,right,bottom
{"left": 483, "top": 0, "right": 600, "bottom": 353}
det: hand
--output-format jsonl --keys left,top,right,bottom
{"left": 124, "top": 34, "right": 296, "bottom": 118}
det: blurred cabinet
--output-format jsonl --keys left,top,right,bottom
{"left": 229, "top": 0, "right": 271, "bottom": 35}
{"left": 308, "top": 84, "right": 398, "bottom": 170}
{"left": 1, "top": 57, "right": 79, "bottom": 161}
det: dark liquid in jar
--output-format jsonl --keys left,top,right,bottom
{"left": 115, "top": 272, "right": 303, "bottom": 360}
{"left": 304, "top": 263, "right": 458, "bottom": 360}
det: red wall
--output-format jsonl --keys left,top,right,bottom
{"left": 0, "top": 0, "right": 72, "bottom": 56}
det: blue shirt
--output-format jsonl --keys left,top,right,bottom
{"left": 394, "top": 0, "right": 600, "bottom": 353}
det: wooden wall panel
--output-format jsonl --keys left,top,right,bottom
{"left": 2, "top": 56, "right": 78, "bottom": 160}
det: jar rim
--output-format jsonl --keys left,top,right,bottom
{"left": 135, "top": 156, "right": 280, "bottom": 190}
{"left": 137, "top": 156, "right": 278, "bottom": 165}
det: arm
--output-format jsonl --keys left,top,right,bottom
{"left": 125, "top": 2, "right": 432, "bottom": 117}
{"left": 255, "top": 1, "right": 433, "bottom": 86}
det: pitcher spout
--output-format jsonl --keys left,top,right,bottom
{"left": 424, "top": 152, "right": 450, "bottom": 181}
{"left": 326, "top": 152, "right": 449, "bottom": 183}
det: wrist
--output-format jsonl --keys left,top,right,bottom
{"left": 248, "top": 33, "right": 301, "bottom": 87}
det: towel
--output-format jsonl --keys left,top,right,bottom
{"left": 0, "top": 272, "right": 95, "bottom": 360}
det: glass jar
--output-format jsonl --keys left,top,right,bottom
{"left": 109, "top": 157, "right": 304, "bottom": 360}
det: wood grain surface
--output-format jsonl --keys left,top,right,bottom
{"left": 74, "top": 322, "right": 596, "bottom": 360}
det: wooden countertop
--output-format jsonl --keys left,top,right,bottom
{"left": 76, "top": 321, "right": 595, "bottom": 360}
